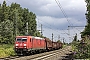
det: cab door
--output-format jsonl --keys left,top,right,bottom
{"left": 28, "top": 38, "right": 32, "bottom": 49}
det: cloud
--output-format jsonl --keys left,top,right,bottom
{"left": 37, "top": 16, "right": 86, "bottom": 30}
{"left": 3, "top": 0, "right": 86, "bottom": 19}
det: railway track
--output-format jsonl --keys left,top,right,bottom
{"left": 0, "top": 55, "right": 20, "bottom": 60}
{"left": 0, "top": 46, "right": 72, "bottom": 60}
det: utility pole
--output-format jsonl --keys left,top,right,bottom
{"left": 68, "top": 25, "right": 86, "bottom": 42}
{"left": 37, "top": 24, "right": 43, "bottom": 37}
{"left": 41, "top": 24, "right": 43, "bottom": 37}
{"left": 52, "top": 33, "right": 53, "bottom": 42}
{"left": 68, "top": 26, "right": 70, "bottom": 43}
{"left": 63, "top": 38, "right": 64, "bottom": 43}
{"left": 58, "top": 35, "right": 60, "bottom": 40}
{"left": 52, "top": 33, "right": 53, "bottom": 47}
{"left": 26, "top": 22, "right": 28, "bottom": 35}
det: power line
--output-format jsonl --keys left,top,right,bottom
{"left": 54, "top": 0, "right": 84, "bottom": 36}
{"left": 55, "top": 0, "right": 72, "bottom": 26}
{"left": 68, "top": 26, "right": 85, "bottom": 32}
{"left": 37, "top": 18, "right": 68, "bottom": 35}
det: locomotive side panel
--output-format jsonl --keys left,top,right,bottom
{"left": 32, "top": 37, "right": 46, "bottom": 50}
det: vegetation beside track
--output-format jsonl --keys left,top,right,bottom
{"left": 0, "top": 44, "right": 15, "bottom": 58}
{"left": 71, "top": 39, "right": 90, "bottom": 59}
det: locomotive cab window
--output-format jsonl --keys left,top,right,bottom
{"left": 17, "top": 38, "right": 21, "bottom": 41}
{"left": 22, "top": 38, "right": 27, "bottom": 41}
{"left": 16, "top": 38, "right": 27, "bottom": 42}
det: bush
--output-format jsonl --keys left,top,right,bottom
{"left": 72, "top": 40, "right": 90, "bottom": 59}
{"left": 0, "top": 44, "right": 15, "bottom": 58}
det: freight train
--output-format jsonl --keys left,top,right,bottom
{"left": 14, "top": 36, "right": 63, "bottom": 55}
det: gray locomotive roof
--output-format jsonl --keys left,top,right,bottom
{"left": 16, "top": 36, "right": 45, "bottom": 40}
{"left": 31, "top": 36, "right": 44, "bottom": 40}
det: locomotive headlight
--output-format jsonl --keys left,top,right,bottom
{"left": 24, "top": 47, "right": 26, "bottom": 48}
{"left": 16, "top": 47, "right": 18, "bottom": 48}
{"left": 16, "top": 44, "right": 18, "bottom": 46}
{"left": 24, "top": 44, "right": 26, "bottom": 46}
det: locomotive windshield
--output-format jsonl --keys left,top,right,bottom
{"left": 16, "top": 38, "right": 27, "bottom": 41}
{"left": 17, "top": 38, "right": 21, "bottom": 41}
{"left": 22, "top": 38, "right": 27, "bottom": 41}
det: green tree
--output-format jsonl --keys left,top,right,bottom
{"left": 57, "top": 40, "right": 61, "bottom": 43}
{"left": 0, "top": 20, "right": 13, "bottom": 44}
{"left": 0, "top": 1, "right": 37, "bottom": 44}
{"left": 82, "top": 0, "right": 90, "bottom": 36}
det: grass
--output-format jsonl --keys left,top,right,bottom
{"left": 0, "top": 44, "right": 15, "bottom": 58}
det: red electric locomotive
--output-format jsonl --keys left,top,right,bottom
{"left": 15, "top": 36, "right": 46, "bottom": 55}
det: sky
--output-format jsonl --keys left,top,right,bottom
{"left": 0, "top": 0, "right": 87, "bottom": 43}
